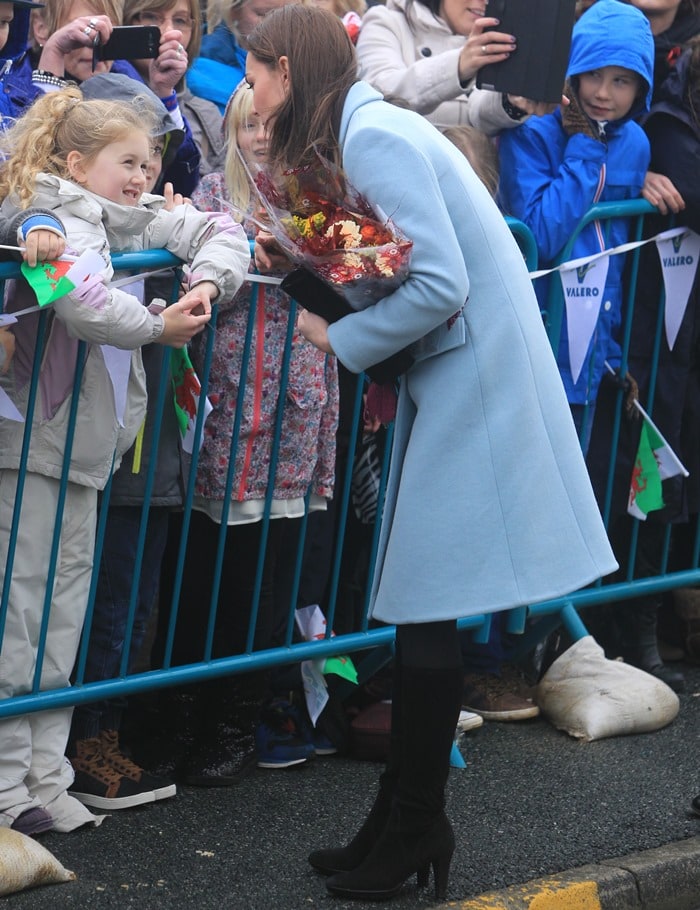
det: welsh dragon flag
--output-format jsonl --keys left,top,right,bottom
{"left": 628, "top": 419, "right": 688, "bottom": 520}
{"left": 170, "top": 346, "right": 212, "bottom": 455}
{"left": 21, "top": 250, "right": 106, "bottom": 306}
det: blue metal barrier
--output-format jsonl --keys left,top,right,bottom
{"left": 0, "top": 204, "right": 698, "bottom": 721}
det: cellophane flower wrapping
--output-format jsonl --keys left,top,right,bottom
{"left": 249, "top": 151, "right": 413, "bottom": 312}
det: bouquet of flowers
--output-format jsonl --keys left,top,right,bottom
{"left": 248, "top": 150, "right": 414, "bottom": 382}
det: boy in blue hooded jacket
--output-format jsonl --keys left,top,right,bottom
{"left": 499, "top": 0, "right": 655, "bottom": 452}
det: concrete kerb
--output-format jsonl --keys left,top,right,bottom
{"left": 437, "top": 835, "right": 700, "bottom": 910}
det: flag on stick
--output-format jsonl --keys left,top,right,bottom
{"left": 21, "top": 250, "right": 106, "bottom": 306}
{"left": 628, "top": 408, "right": 689, "bottom": 520}
{"left": 170, "top": 346, "right": 212, "bottom": 455}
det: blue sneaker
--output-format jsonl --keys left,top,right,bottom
{"left": 286, "top": 701, "right": 339, "bottom": 756}
{"left": 255, "top": 699, "right": 315, "bottom": 769}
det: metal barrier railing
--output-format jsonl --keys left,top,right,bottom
{"left": 0, "top": 204, "right": 698, "bottom": 719}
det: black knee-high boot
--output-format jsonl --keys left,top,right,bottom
{"left": 326, "top": 664, "right": 463, "bottom": 901}
{"left": 308, "top": 651, "right": 403, "bottom": 875}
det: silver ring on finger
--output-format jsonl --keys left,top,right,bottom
{"left": 88, "top": 17, "right": 98, "bottom": 27}
{"left": 482, "top": 43, "right": 488, "bottom": 54}
{"left": 176, "top": 43, "right": 184, "bottom": 57}
{"left": 83, "top": 25, "right": 93, "bottom": 35}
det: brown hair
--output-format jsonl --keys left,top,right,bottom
{"left": 0, "top": 87, "right": 157, "bottom": 207}
{"left": 440, "top": 126, "right": 499, "bottom": 199}
{"left": 245, "top": 4, "right": 357, "bottom": 169}
{"left": 123, "top": 0, "right": 203, "bottom": 61}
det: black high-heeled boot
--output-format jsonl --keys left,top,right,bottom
{"left": 308, "top": 654, "right": 403, "bottom": 875}
{"left": 326, "top": 664, "right": 463, "bottom": 901}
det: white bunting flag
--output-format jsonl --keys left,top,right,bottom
{"left": 655, "top": 228, "right": 700, "bottom": 351}
{"left": 558, "top": 255, "right": 610, "bottom": 384}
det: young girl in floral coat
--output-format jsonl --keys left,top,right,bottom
{"left": 152, "top": 83, "right": 339, "bottom": 782}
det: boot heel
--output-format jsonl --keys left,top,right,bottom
{"left": 416, "top": 862, "right": 429, "bottom": 888}
{"left": 432, "top": 848, "right": 453, "bottom": 900}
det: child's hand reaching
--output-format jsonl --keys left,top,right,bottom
{"left": 22, "top": 229, "right": 66, "bottom": 268}
{"left": 158, "top": 281, "right": 217, "bottom": 348}
{"left": 254, "top": 231, "right": 291, "bottom": 272}
{"left": 162, "top": 182, "right": 192, "bottom": 211}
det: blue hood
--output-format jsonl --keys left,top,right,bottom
{"left": 2, "top": 7, "right": 32, "bottom": 61}
{"left": 567, "top": 0, "right": 654, "bottom": 116}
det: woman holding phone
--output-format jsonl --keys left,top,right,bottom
{"left": 0, "top": 0, "right": 202, "bottom": 194}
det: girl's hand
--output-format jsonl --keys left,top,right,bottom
{"left": 0, "top": 327, "right": 15, "bottom": 375}
{"left": 162, "top": 182, "right": 191, "bottom": 210}
{"left": 458, "top": 17, "right": 515, "bottom": 84}
{"left": 158, "top": 291, "right": 213, "bottom": 348}
{"left": 38, "top": 14, "right": 113, "bottom": 76}
{"left": 642, "top": 170, "right": 685, "bottom": 215}
{"left": 22, "top": 230, "right": 66, "bottom": 268}
{"left": 148, "top": 28, "right": 187, "bottom": 97}
{"left": 297, "top": 308, "right": 333, "bottom": 354}
{"left": 178, "top": 280, "right": 218, "bottom": 317}
{"left": 254, "top": 231, "right": 290, "bottom": 272}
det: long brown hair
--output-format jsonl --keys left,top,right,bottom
{"left": 245, "top": 4, "right": 358, "bottom": 170}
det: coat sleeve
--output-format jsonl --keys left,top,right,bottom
{"left": 464, "top": 87, "right": 532, "bottom": 136}
{"left": 646, "top": 113, "right": 700, "bottom": 233}
{"left": 45, "top": 209, "right": 165, "bottom": 349}
{"left": 327, "top": 125, "right": 469, "bottom": 375}
{"left": 356, "top": 6, "right": 470, "bottom": 115}
{"left": 498, "top": 119, "right": 608, "bottom": 262}
{"left": 54, "top": 279, "right": 165, "bottom": 349}
{"left": 146, "top": 204, "right": 251, "bottom": 303}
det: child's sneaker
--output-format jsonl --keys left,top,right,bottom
{"left": 286, "top": 701, "right": 339, "bottom": 756}
{"left": 255, "top": 699, "right": 315, "bottom": 769}
{"left": 68, "top": 737, "right": 160, "bottom": 810}
{"left": 99, "top": 729, "right": 176, "bottom": 802}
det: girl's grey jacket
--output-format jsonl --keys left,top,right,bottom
{"left": 328, "top": 82, "right": 618, "bottom": 624}
{"left": 0, "top": 175, "right": 250, "bottom": 490}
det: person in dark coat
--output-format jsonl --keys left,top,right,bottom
{"left": 586, "top": 37, "right": 700, "bottom": 694}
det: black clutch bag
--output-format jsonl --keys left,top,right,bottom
{"left": 280, "top": 266, "right": 413, "bottom": 384}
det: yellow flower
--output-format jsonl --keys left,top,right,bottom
{"left": 310, "top": 211, "right": 326, "bottom": 232}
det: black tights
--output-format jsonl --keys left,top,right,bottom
{"left": 395, "top": 620, "right": 461, "bottom": 670}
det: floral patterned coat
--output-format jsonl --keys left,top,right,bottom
{"left": 191, "top": 173, "right": 339, "bottom": 504}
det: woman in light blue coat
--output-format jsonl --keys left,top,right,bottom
{"left": 247, "top": 5, "right": 617, "bottom": 902}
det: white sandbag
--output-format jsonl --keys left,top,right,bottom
{"left": 536, "top": 635, "right": 680, "bottom": 742}
{"left": 0, "top": 827, "right": 76, "bottom": 896}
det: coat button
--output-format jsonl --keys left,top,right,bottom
{"left": 603, "top": 300, "right": 612, "bottom": 311}
{"left": 420, "top": 47, "right": 432, "bottom": 56}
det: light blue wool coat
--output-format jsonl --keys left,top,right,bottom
{"left": 327, "top": 82, "right": 618, "bottom": 624}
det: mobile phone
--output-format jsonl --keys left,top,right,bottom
{"left": 92, "top": 25, "right": 160, "bottom": 70}
{"left": 476, "top": 0, "right": 576, "bottom": 103}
